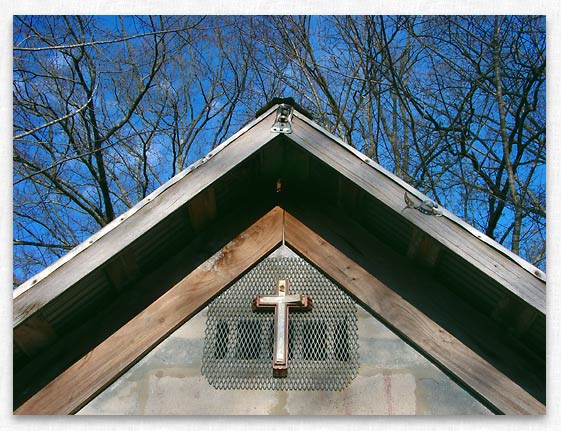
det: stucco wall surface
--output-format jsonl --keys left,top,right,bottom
{"left": 78, "top": 304, "right": 491, "bottom": 415}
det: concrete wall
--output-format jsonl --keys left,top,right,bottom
{"left": 78, "top": 304, "right": 491, "bottom": 415}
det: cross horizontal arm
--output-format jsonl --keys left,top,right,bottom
{"left": 255, "top": 294, "right": 307, "bottom": 305}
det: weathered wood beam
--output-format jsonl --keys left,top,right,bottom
{"left": 13, "top": 200, "right": 275, "bottom": 409}
{"left": 282, "top": 200, "right": 544, "bottom": 398}
{"left": 283, "top": 209, "right": 545, "bottom": 415}
{"left": 288, "top": 113, "right": 546, "bottom": 313}
{"left": 15, "top": 206, "right": 284, "bottom": 415}
{"left": 13, "top": 106, "right": 280, "bottom": 328}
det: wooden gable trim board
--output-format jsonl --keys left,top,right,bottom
{"left": 15, "top": 206, "right": 284, "bottom": 415}
{"left": 283, "top": 208, "right": 544, "bottom": 415}
{"left": 292, "top": 110, "right": 546, "bottom": 284}
{"left": 288, "top": 112, "right": 546, "bottom": 313}
{"left": 13, "top": 105, "right": 281, "bottom": 328}
{"left": 13, "top": 200, "right": 274, "bottom": 409}
{"left": 15, "top": 207, "right": 544, "bottom": 415}
{"left": 283, "top": 197, "right": 544, "bottom": 401}
{"left": 14, "top": 102, "right": 545, "bottom": 329}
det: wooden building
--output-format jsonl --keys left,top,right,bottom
{"left": 13, "top": 99, "right": 546, "bottom": 415}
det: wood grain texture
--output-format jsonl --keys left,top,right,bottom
{"left": 406, "top": 228, "right": 441, "bottom": 269}
{"left": 292, "top": 110, "right": 546, "bottom": 283}
{"left": 13, "top": 109, "right": 279, "bottom": 327}
{"left": 283, "top": 210, "right": 545, "bottom": 415}
{"left": 13, "top": 201, "right": 274, "bottom": 409}
{"left": 288, "top": 115, "right": 546, "bottom": 314}
{"left": 283, "top": 200, "right": 544, "bottom": 402}
{"left": 15, "top": 207, "right": 283, "bottom": 415}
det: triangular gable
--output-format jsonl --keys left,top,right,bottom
{"left": 14, "top": 102, "right": 546, "bottom": 415}
{"left": 76, "top": 250, "right": 491, "bottom": 415}
{"left": 15, "top": 207, "right": 544, "bottom": 415}
{"left": 15, "top": 207, "right": 283, "bottom": 415}
{"left": 13, "top": 102, "right": 545, "bottom": 327}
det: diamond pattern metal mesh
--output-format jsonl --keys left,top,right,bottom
{"left": 202, "top": 250, "right": 359, "bottom": 391}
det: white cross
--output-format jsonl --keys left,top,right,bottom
{"left": 253, "top": 279, "right": 312, "bottom": 377}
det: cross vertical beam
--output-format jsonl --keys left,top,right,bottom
{"left": 253, "top": 279, "right": 312, "bottom": 377}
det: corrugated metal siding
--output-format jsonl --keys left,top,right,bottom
{"left": 41, "top": 270, "right": 114, "bottom": 334}
{"left": 133, "top": 209, "right": 192, "bottom": 271}
{"left": 522, "top": 314, "right": 546, "bottom": 358}
{"left": 434, "top": 249, "right": 505, "bottom": 316}
{"left": 360, "top": 195, "right": 413, "bottom": 256}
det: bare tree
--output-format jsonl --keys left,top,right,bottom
{"left": 13, "top": 16, "right": 252, "bottom": 281}
{"left": 13, "top": 15, "right": 546, "bottom": 284}
{"left": 408, "top": 16, "right": 545, "bottom": 263}
{"left": 254, "top": 15, "right": 545, "bottom": 267}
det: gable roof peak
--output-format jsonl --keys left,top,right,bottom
{"left": 254, "top": 97, "right": 313, "bottom": 120}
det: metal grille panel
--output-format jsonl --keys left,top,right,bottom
{"left": 202, "top": 250, "right": 359, "bottom": 390}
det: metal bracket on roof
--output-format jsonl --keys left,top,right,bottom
{"left": 404, "top": 192, "right": 443, "bottom": 217}
{"left": 271, "top": 104, "right": 294, "bottom": 134}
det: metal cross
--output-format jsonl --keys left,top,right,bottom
{"left": 253, "top": 279, "right": 312, "bottom": 377}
